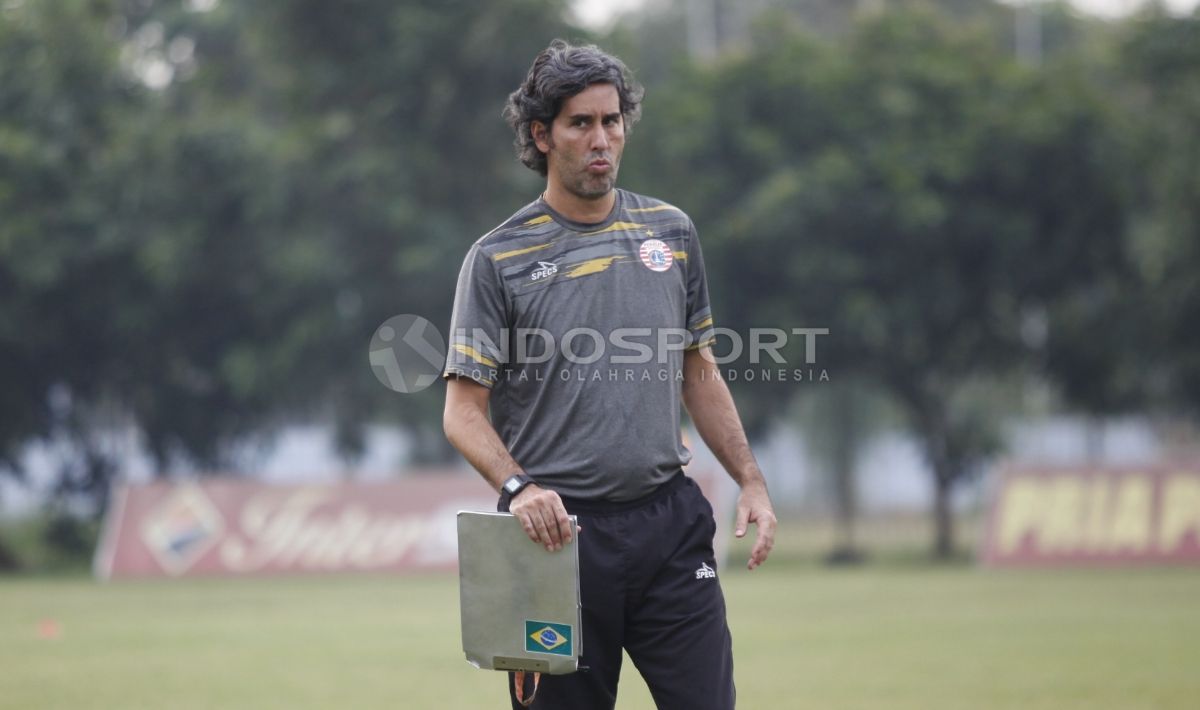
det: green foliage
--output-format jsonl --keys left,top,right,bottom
{"left": 1117, "top": 9, "right": 1200, "bottom": 414}
{"left": 2, "top": 0, "right": 1199, "bottom": 557}
{"left": 0, "top": 0, "right": 571, "bottom": 494}
{"left": 0, "top": 511, "right": 99, "bottom": 573}
{"left": 0, "top": 0, "right": 142, "bottom": 473}
{"left": 628, "top": 5, "right": 1133, "bottom": 556}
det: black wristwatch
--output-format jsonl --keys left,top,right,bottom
{"left": 501, "top": 473, "right": 536, "bottom": 500}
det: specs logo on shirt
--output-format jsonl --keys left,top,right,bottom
{"left": 530, "top": 261, "right": 558, "bottom": 281}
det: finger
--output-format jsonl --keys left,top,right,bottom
{"left": 518, "top": 512, "right": 539, "bottom": 543}
{"left": 734, "top": 504, "right": 750, "bottom": 538}
{"left": 747, "top": 514, "right": 777, "bottom": 570}
{"left": 542, "top": 493, "right": 571, "bottom": 548}
{"left": 748, "top": 538, "right": 769, "bottom": 569}
{"left": 528, "top": 507, "right": 553, "bottom": 548}
{"left": 511, "top": 503, "right": 539, "bottom": 543}
{"left": 538, "top": 507, "right": 562, "bottom": 550}
{"left": 748, "top": 532, "right": 770, "bottom": 569}
{"left": 553, "top": 507, "right": 573, "bottom": 546}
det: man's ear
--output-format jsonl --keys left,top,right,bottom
{"left": 532, "top": 120, "right": 552, "bottom": 154}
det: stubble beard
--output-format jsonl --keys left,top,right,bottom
{"left": 569, "top": 168, "right": 617, "bottom": 199}
{"left": 554, "top": 156, "right": 618, "bottom": 200}
{"left": 547, "top": 137, "right": 619, "bottom": 200}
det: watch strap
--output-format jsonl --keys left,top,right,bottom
{"left": 501, "top": 473, "right": 535, "bottom": 499}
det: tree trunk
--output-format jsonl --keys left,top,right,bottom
{"left": 825, "top": 387, "right": 864, "bottom": 565}
{"left": 917, "top": 395, "right": 957, "bottom": 561}
{"left": 833, "top": 390, "right": 858, "bottom": 553}
{"left": 826, "top": 455, "right": 865, "bottom": 565}
{"left": 0, "top": 537, "right": 20, "bottom": 572}
{"left": 834, "top": 460, "right": 857, "bottom": 552}
{"left": 896, "top": 381, "right": 964, "bottom": 562}
{"left": 932, "top": 469, "right": 955, "bottom": 560}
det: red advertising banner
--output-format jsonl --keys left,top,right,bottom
{"left": 94, "top": 470, "right": 732, "bottom": 579}
{"left": 981, "top": 464, "right": 1200, "bottom": 566}
{"left": 93, "top": 474, "right": 498, "bottom": 579}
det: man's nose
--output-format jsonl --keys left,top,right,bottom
{"left": 589, "top": 124, "right": 610, "bottom": 151}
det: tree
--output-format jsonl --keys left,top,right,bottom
{"left": 793, "top": 378, "right": 893, "bottom": 563}
{"left": 1115, "top": 9, "right": 1200, "bottom": 418}
{"left": 0, "top": 0, "right": 146, "bottom": 508}
{"left": 0, "top": 0, "right": 575, "bottom": 514}
{"left": 629, "top": 6, "right": 1128, "bottom": 558}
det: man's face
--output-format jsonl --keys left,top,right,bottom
{"left": 534, "top": 83, "right": 625, "bottom": 200}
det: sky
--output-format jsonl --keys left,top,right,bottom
{"left": 570, "top": 0, "right": 1200, "bottom": 29}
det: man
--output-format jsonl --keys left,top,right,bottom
{"left": 442, "top": 40, "right": 775, "bottom": 710}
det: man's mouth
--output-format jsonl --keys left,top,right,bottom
{"left": 587, "top": 158, "right": 612, "bottom": 173}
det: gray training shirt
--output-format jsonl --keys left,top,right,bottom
{"left": 443, "top": 189, "right": 716, "bottom": 502}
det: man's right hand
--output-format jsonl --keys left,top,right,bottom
{"left": 509, "top": 484, "right": 575, "bottom": 552}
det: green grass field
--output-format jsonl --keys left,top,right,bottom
{"left": 2, "top": 524, "right": 1198, "bottom": 709}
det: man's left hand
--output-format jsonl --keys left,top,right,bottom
{"left": 734, "top": 482, "right": 776, "bottom": 570}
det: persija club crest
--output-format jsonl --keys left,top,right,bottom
{"left": 639, "top": 238, "right": 673, "bottom": 272}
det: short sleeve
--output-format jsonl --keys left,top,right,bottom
{"left": 684, "top": 219, "right": 715, "bottom": 350}
{"left": 442, "top": 244, "right": 510, "bottom": 387}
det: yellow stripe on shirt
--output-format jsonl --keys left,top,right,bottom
{"left": 452, "top": 343, "right": 498, "bottom": 368}
{"left": 493, "top": 242, "right": 553, "bottom": 262}
{"left": 582, "top": 221, "right": 645, "bottom": 236}
{"left": 566, "top": 256, "right": 626, "bottom": 278}
{"left": 626, "top": 204, "right": 681, "bottom": 214}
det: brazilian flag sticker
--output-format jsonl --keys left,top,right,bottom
{"left": 525, "top": 620, "right": 573, "bottom": 656}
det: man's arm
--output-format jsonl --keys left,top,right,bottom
{"left": 443, "top": 377, "right": 574, "bottom": 551}
{"left": 681, "top": 348, "right": 777, "bottom": 570}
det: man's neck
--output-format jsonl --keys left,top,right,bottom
{"left": 542, "top": 183, "right": 616, "bottom": 224}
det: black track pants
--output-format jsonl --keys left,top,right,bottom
{"left": 501, "top": 474, "right": 736, "bottom": 710}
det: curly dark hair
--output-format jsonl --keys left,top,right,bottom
{"left": 503, "top": 39, "right": 644, "bottom": 177}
